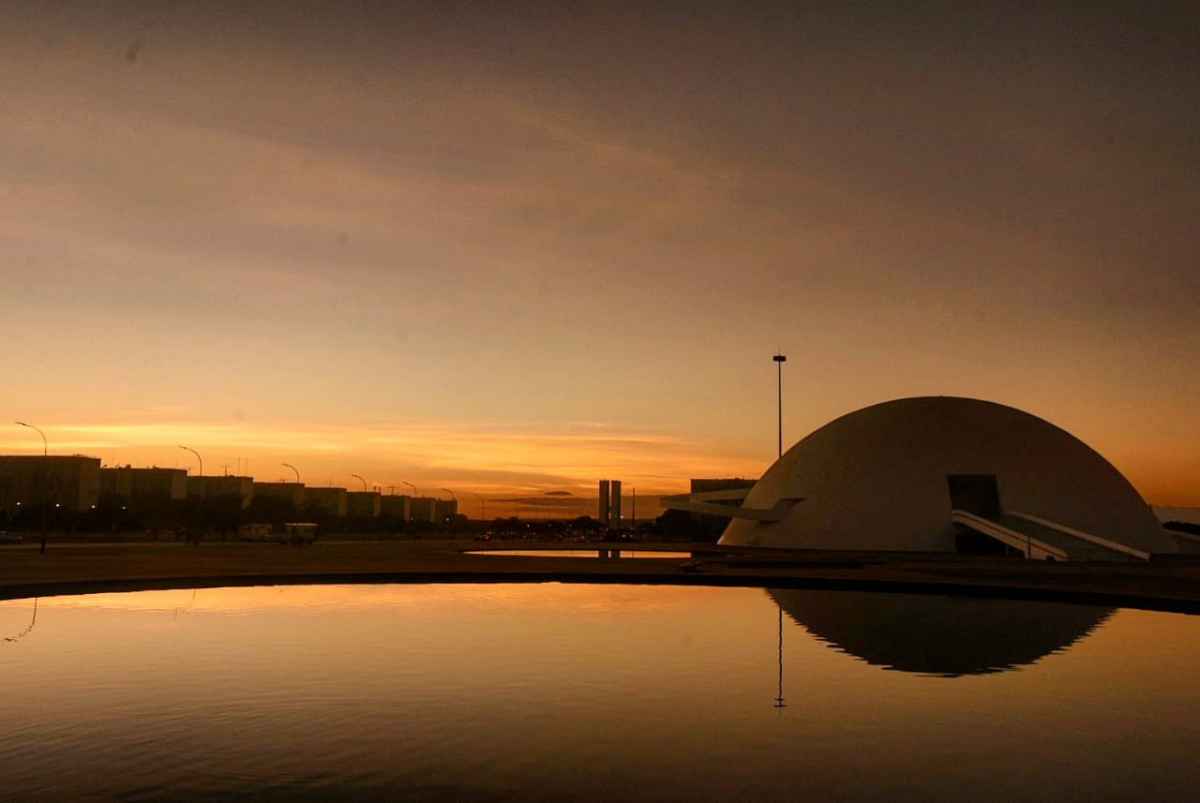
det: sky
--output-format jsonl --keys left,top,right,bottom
{"left": 1, "top": 2, "right": 1197, "bottom": 508}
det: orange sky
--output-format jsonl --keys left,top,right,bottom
{"left": 1, "top": 4, "right": 1197, "bottom": 507}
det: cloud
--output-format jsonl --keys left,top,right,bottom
{"left": 0, "top": 417, "right": 765, "bottom": 498}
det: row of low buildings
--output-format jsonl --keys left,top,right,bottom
{"left": 0, "top": 456, "right": 458, "bottom": 523}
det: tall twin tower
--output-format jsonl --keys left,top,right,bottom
{"left": 597, "top": 479, "right": 622, "bottom": 529}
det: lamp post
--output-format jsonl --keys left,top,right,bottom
{"left": 401, "top": 481, "right": 417, "bottom": 495}
{"left": 772, "top": 353, "right": 787, "bottom": 458}
{"left": 440, "top": 488, "right": 457, "bottom": 527}
{"left": 17, "top": 422, "right": 50, "bottom": 553}
{"left": 15, "top": 421, "right": 47, "bottom": 456}
{"left": 178, "top": 445, "right": 203, "bottom": 477}
{"left": 282, "top": 463, "right": 301, "bottom": 484}
{"left": 351, "top": 474, "right": 368, "bottom": 492}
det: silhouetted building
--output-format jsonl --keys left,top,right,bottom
{"left": 609, "top": 480, "right": 622, "bottom": 529}
{"left": 305, "top": 486, "right": 348, "bottom": 517}
{"left": 434, "top": 498, "right": 458, "bottom": 523}
{"left": 380, "top": 495, "right": 411, "bottom": 521}
{"left": 253, "top": 482, "right": 306, "bottom": 509}
{"left": 0, "top": 455, "right": 101, "bottom": 512}
{"left": 187, "top": 475, "right": 254, "bottom": 509}
{"left": 410, "top": 496, "right": 438, "bottom": 524}
{"left": 709, "top": 397, "right": 1176, "bottom": 559}
{"left": 346, "top": 491, "right": 381, "bottom": 518}
{"left": 598, "top": 480, "right": 610, "bottom": 526}
{"left": 100, "top": 467, "right": 188, "bottom": 502}
{"left": 690, "top": 478, "right": 757, "bottom": 496}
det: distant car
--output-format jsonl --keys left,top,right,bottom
{"left": 0, "top": 532, "right": 24, "bottom": 545}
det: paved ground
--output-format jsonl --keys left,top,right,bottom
{"left": 2, "top": 539, "right": 1199, "bottom": 613}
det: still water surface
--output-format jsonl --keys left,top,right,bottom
{"left": 465, "top": 550, "right": 693, "bottom": 558}
{"left": 1, "top": 583, "right": 1198, "bottom": 801}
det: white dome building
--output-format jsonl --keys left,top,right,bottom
{"left": 716, "top": 397, "right": 1174, "bottom": 559}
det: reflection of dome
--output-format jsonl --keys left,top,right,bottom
{"left": 722, "top": 397, "right": 1172, "bottom": 555}
{"left": 770, "top": 589, "right": 1114, "bottom": 676}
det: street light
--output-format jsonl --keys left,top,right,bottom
{"left": 15, "top": 421, "right": 47, "bottom": 456}
{"left": 463, "top": 490, "right": 486, "bottom": 520}
{"left": 772, "top": 353, "right": 787, "bottom": 458}
{"left": 178, "top": 445, "right": 203, "bottom": 477}
{"left": 441, "top": 488, "right": 457, "bottom": 501}
{"left": 351, "top": 474, "right": 368, "bottom": 491}
{"left": 400, "top": 481, "right": 417, "bottom": 495}
{"left": 282, "top": 463, "right": 301, "bottom": 483}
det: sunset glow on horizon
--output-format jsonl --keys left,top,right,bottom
{"left": 2, "top": 3, "right": 1197, "bottom": 508}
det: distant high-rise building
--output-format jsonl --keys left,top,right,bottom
{"left": 598, "top": 479, "right": 611, "bottom": 526}
{"left": 0, "top": 455, "right": 101, "bottom": 512}
{"left": 409, "top": 497, "right": 439, "bottom": 524}
{"left": 188, "top": 475, "right": 254, "bottom": 509}
{"left": 380, "top": 494, "right": 411, "bottom": 521}
{"left": 253, "top": 481, "right": 306, "bottom": 510}
{"left": 305, "top": 486, "right": 348, "bottom": 517}
{"left": 434, "top": 498, "right": 458, "bottom": 524}
{"left": 610, "top": 480, "right": 622, "bottom": 530}
{"left": 346, "top": 491, "right": 382, "bottom": 519}
{"left": 100, "top": 467, "right": 188, "bottom": 503}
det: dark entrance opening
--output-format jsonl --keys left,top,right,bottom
{"left": 946, "top": 474, "right": 1001, "bottom": 517}
{"left": 948, "top": 474, "right": 1012, "bottom": 555}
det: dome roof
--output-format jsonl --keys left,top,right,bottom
{"left": 721, "top": 397, "right": 1172, "bottom": 554}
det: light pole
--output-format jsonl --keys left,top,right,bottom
{"left": 401, "top": 481, "right": 417, "bottom": 496}
{"left": 772, "top": 353, "right": 787, "bottom": 458}
{"left": 17, "top": 422, "right": 50, "bottom": 553}
{"left": 352, "top": 474, "right": 368, "bottom": 491}
{"left": 179, "top": 445, "right": 203, "bottom": 477}
{"left": 15, "top": 421, "right": 47, "bottom": 456}
{"left": 282, "top": 463, "right": 301, "bottom": 483}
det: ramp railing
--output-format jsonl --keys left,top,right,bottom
{"left": 950, "top": 509, "right": 1068, "bottom": 560}
{"left": 1007, "top": 511, "right": 1149, "bottom": 561}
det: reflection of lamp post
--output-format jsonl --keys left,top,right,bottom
{"left": 772, "top": 353, "right": 787, "bottom": 458}
{"left": 178, "top": 445, "right": 203, "bottom": 477}
{"left": 15, "top": 421, "right": 47, "bottom": 456}
{"left": 774, "top": 602, "right": 786, "bottom": 710}
{"left": 282, "top": 463, "right": 300, "bottom": 483}
{"left": 352, "top": 474, "right": 368, "bottom": 491}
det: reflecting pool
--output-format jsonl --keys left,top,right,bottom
{"left": 1, "top": 584, "right": 1198, "bottom": 801}
{"left": 465, "top": 550, "right": 693, "bottom": 558}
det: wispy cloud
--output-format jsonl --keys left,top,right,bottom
{"left": 0, "top": 418, "right": 765, "bottom": 497}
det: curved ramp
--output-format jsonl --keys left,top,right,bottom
{"left": 952, "top": 509, "right": 1148, "bottom": 561}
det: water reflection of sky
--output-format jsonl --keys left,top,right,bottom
{"left": 1, "top": 584, "right": 1198, "bottom": 801}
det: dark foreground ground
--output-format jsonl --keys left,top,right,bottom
{"left": 2, "top": 539, "right": 1200, "bottom": 613}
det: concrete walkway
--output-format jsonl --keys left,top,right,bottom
{"left": 2, "top": 540, "right": 1199, "bottom": 613}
